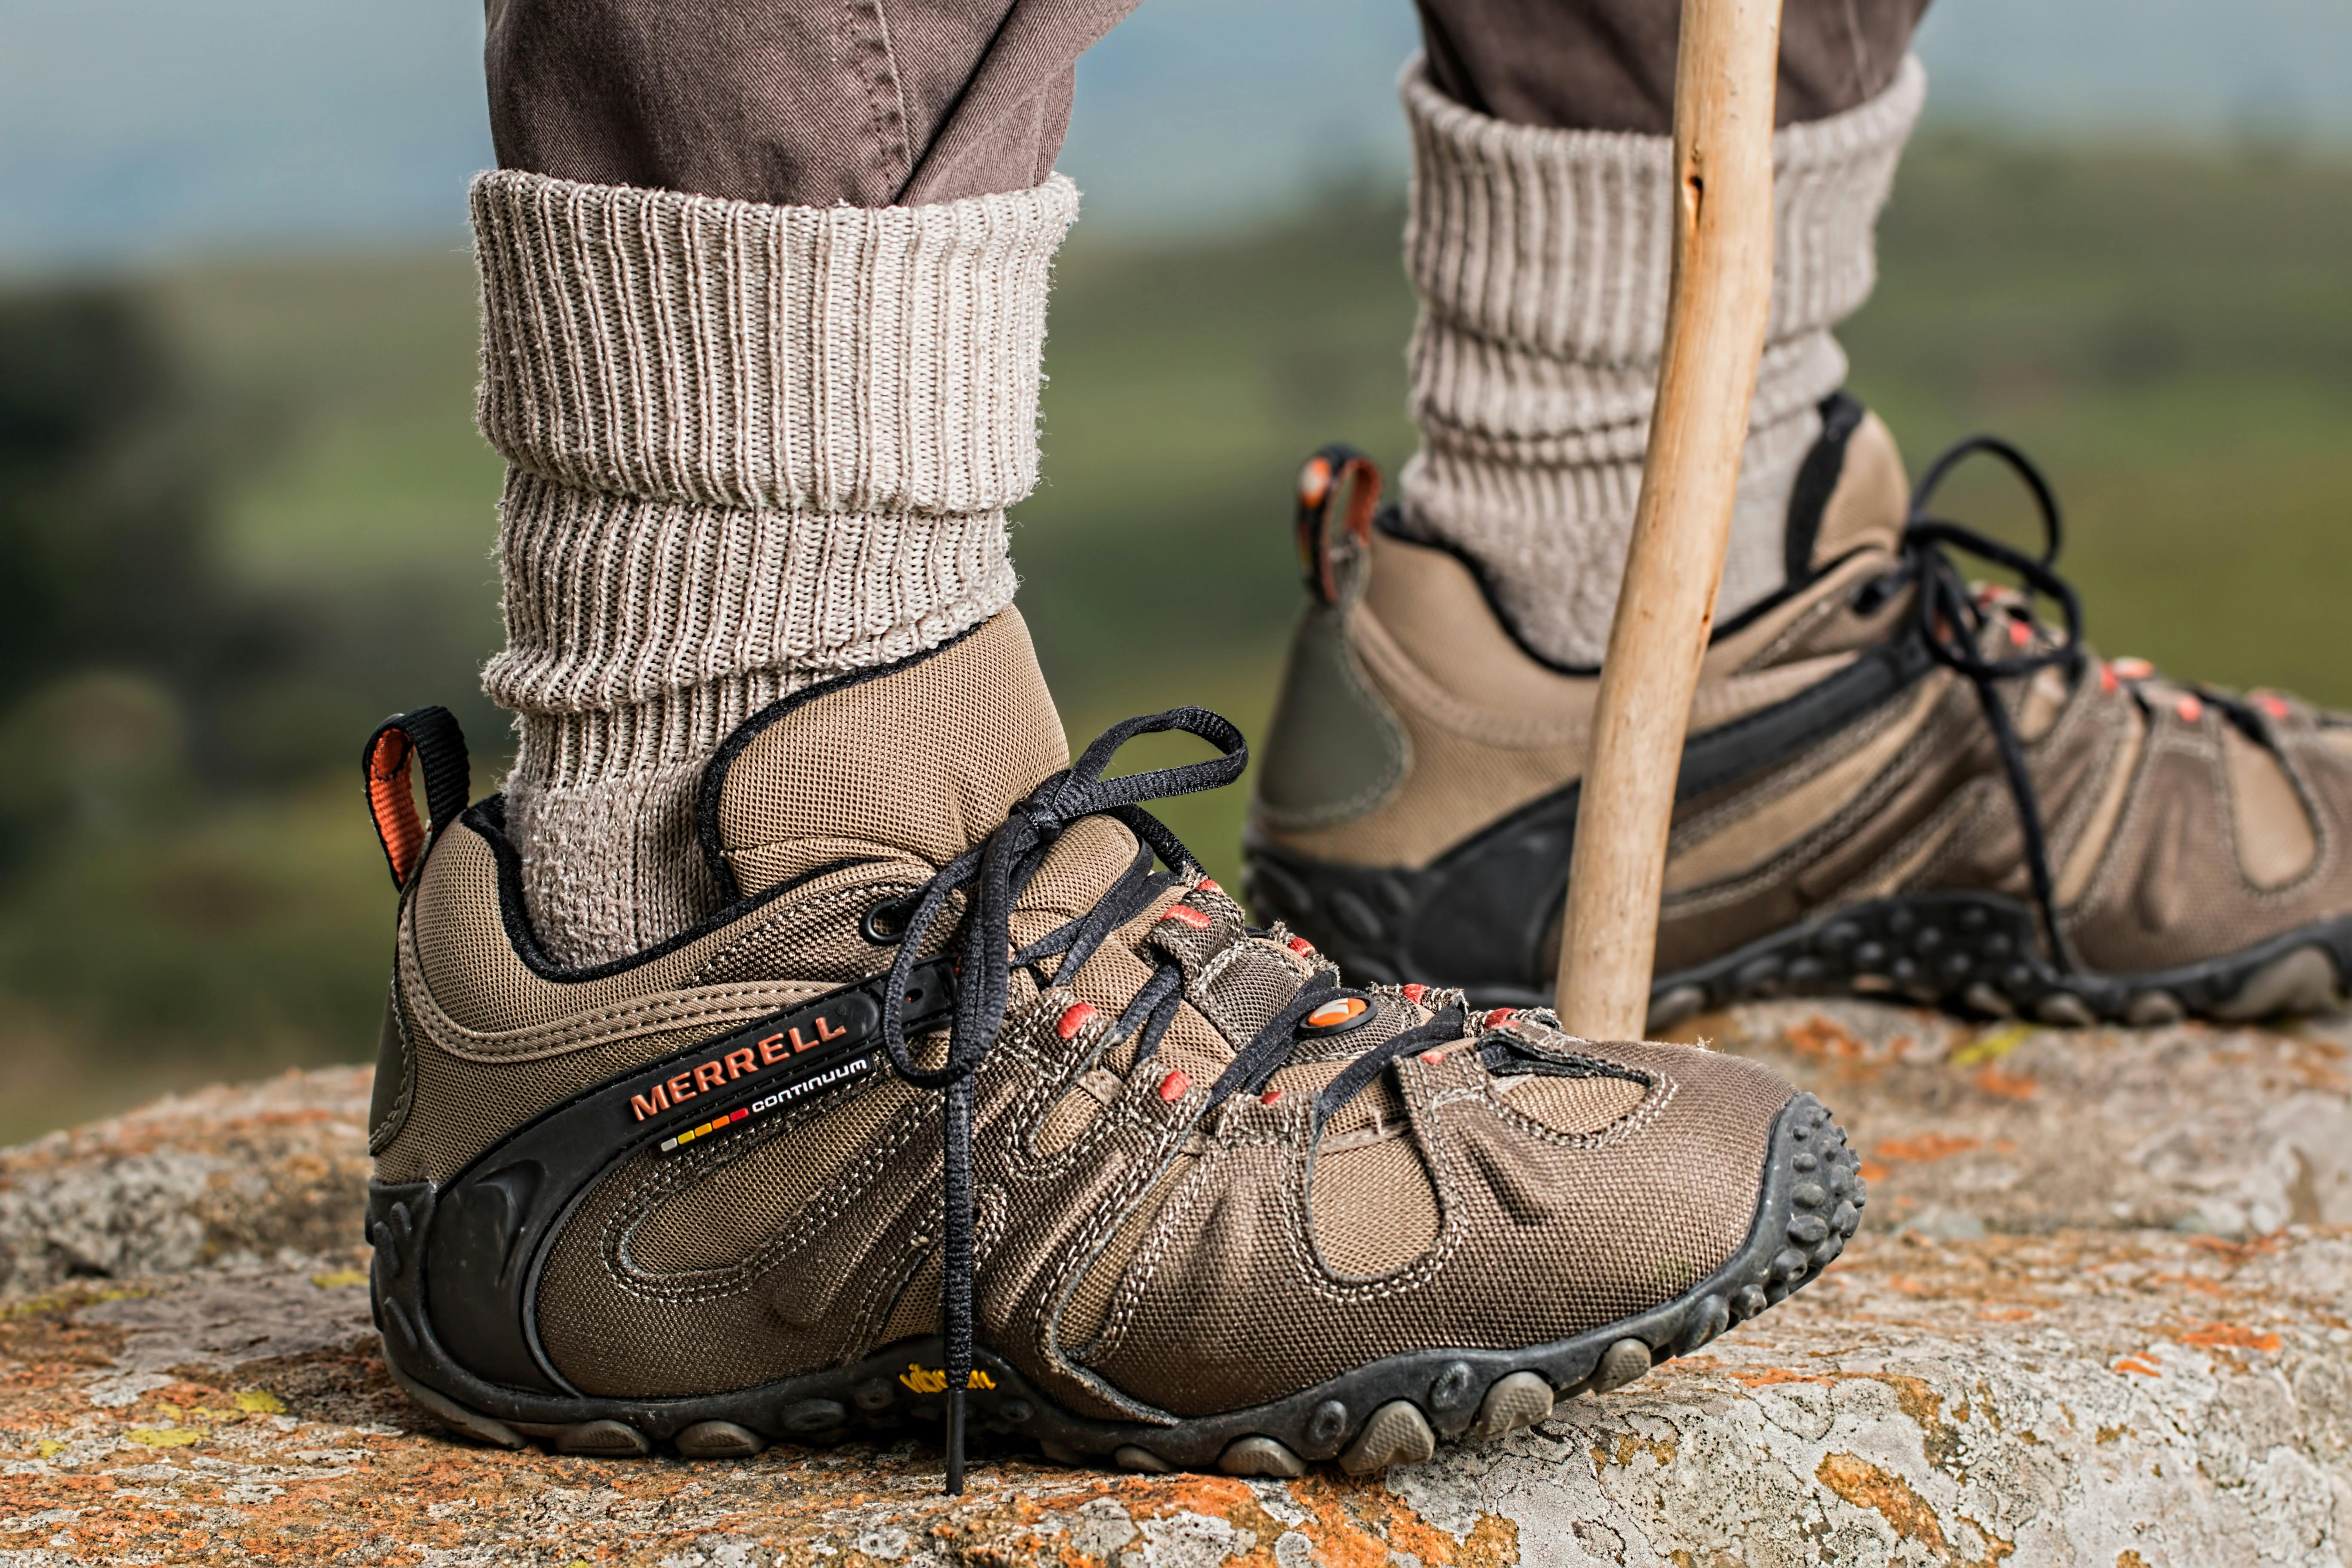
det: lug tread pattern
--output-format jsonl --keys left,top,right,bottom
{"left": 1248, "top": 839, "right": 2352, "bottom": 1029}
{"left": 377, "top": 1094, "right": 1861, "bottom": 1479}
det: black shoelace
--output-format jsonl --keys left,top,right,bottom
{"left": 1869, "top": 435, "right": 2087, "bottom": 969}
{"left": 873, "top": 706, "right": 1467, "bottom": 1492}
{"left": 1876, "top": 435, "right": 2287, "bottom": 973}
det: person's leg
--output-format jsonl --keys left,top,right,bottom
{"left": 364, "top": 1, "right": 1868, "bottom": 1478}
{"left": 1394, "top": 0, "right": 1929, "bottom": 668}
{"left": 483, "top": 0, "right": 1138, "bottom": 207}
{"left": 1249, "top": 0, "right": 2352, "bottom": 1028}
{"left": 472, "top": 0, "right": 1136, "bottom": 965}
{"left": 1415, "top": 0, "right": 1927, "bottom": 134}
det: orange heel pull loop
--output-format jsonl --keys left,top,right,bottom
{"left": 362, "top": 706, "right": 471, "bottom": 890}
{"left": 1294, "top": 443, "right": 1383, "bottom": 606}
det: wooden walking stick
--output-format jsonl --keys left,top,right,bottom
{"left": 1554, "top": 0, "right": 1782, "bottom": 1040}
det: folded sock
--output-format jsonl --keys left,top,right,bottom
{"left": 1396, "top": 55, "right": 1926, "bottom": 668}
{"left": 470, "top": 168, "right": 1079, "bottom": 965}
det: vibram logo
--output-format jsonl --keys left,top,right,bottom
{"left": 897, "top": 1363, "right": 995, "bottom": 1394}
{"left": 629, "top": 1013, "right": 853, "bottom": 1121}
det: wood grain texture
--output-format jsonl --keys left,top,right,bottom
{"left": 1555, "top": 0, "right": 1784, "bottom": 1039}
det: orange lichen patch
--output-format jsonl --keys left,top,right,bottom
{"left": 1970, "top": 1065, "right": 2037, "bottom": 1100}
{"left": 858, "top": 1469, "right": 1521, "bottom": 1568}
{"left": 2116, "top": 1552, "right": 2150, "bottom": 1568}
{"left": 2112, "top": 1355, "right": 2162, "bottom": 1377}
{"left": 2187, "top": 1232, "right": 2288, "bottom": 1264}
{"left": 1871, "top": 1134, "right": 1981, "bottom": 1164}
{"left": 1975, "top": 1307, "right": 2037, "bottom": 1323}
{"left": 1816, "top": 1453, "right": 2016, "bottom": 1567}
{"left": 1277, "top": 1476, "right": 1518, "bottom": 1568}
{"left": 1591, "top": 1431, "right": 1680, "bottom": 1470}
{"left": 1725, "top": 1367, "right": 1838, "bottom": 1390}
{"left": 1785, "top": 1015, "right": 1868, "bottom": 1060}
{"left": 2174, "top": 1323, "right": 2282, "bottom": 1354}
{"left": 1816, "top": 1452, "right": 1949, "bottom": 1549}
{"left": 1857, "top": 1161, "right": 1891, "bottom": 1185}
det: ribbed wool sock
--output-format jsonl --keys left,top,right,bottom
{"left": 1396, "top": 56, "right": 1926, "bottom": 670}
{"left": 470, "top": 170, "right": 1079, "bottom": 967}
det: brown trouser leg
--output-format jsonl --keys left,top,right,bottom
{"left": 1415, "top": 0, "right": 1932, "bottom": 132}
{"left": 483, "top": 0, "right": 1141, "bottom": 206}
{"left": 485, "top": 0, "right": 1929, "bottom": 208}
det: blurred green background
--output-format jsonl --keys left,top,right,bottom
{"left": 3, "top": 9, "right": 2350, "bottom": 1144}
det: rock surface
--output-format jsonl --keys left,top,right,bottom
{"left": 1, "top": 1006, "right": 2349, "bottom": 1566}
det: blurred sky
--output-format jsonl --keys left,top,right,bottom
{"left": 2, "top": 0, "right": 2347, "bottom": 267}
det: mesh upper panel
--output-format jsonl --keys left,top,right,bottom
{"left": 880, "top": 1248, "right": 943, "bottom": 1342}
{"left": 1089, "top": 1040, "right": 1792, "bottom": 1417}
{"left": 1501, "top": 1073, "right": 1651, "bottom": 1136}
{"left": 1188, "top": 940, "right": 1308, "bottom": 1048}
{"left": 1312, "top": 1133, "right": 1440, "bottom": 1275}
{"left": 717, "top": 611, "right": 1070, "bottom": 894}
{"left": 1063, "top": 1152, "right": 1197, "bottom": 1351}
{"left": 1033, "top": 1073, "right": 1117, "bottom": 1158}
{"left": 625, "top": 1081, "right": 919, "bottom": 1274}
{"left": 383, "top": 1010, "right": 726, "bottom": 1186}
{"left": 535, "top": 1080, "right": 942, "bottom": 1396}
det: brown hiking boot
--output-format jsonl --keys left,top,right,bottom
{"left": 360, "top": 609, "right": 1861, "bottom": 1488}
{"left": 1246, "top": 397, "right": 2352, "bottom": 1029}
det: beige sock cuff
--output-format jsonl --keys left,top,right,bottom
{"left": 487, "top": 469, "right": 1017, "bottom": 782}
{"left": 472, "top": 168, "right": 1078, "bottom": 514}
{"left": 473, "top": 171, "right": 1072, "bottom": 780}
{"left": 1397, "top": 57, "right": 1924, "bottom": 668}
{"left": 1400, "top": 55, "right": 1923, "bottom": 374}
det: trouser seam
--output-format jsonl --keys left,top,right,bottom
{"left": 848, "top": 0, "right": 915, "bottom": 199}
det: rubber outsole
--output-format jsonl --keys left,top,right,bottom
{"left": 377, "top": 1093, "right": 1862, "bottom": 1478}
{"left": 1641, "top": 894, "right": 2352, "bottom": 1034}
{"left": 1242, "top": 839, "right": 2352, "bottom": 1032}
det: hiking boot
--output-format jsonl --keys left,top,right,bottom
{"left": 1245, "top": 397, "right": 2352, "bottom": 1030}
{"left": 360, "top": 609, "right": 1861, "bottom": 1488}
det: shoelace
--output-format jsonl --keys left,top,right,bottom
{"left": 1868, "top": 435, "right": 2089, "bottom": 971}
{"left": 1869, "top": 435, "right": 2278, "bottom": 974}
{"left": 873, "top": 706, "right": 1466, "bottom": 1492}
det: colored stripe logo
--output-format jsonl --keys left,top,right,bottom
{"left": 659, "top": 1106, "right": 750, "bottom": 1153}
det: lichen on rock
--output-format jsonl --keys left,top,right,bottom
{"left": 1, "top": 1011, "right": 2349, "bottom": 1564}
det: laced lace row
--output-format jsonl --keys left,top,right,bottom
{"left": 866, "top": 435, "right": 2186, "bottom": 1490}
{"left": 873, "top": 707, "right": 1465, "bottom": 1492}
{"left": 1870, "top": 435, "right": 2276, "bottom": 975}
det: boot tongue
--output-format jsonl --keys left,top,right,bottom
{"left": 1789, "top": 401, "right": 1910, "bottom": 573}
{"left": 704, "top": 609, "right": 1096, "bottom": 900}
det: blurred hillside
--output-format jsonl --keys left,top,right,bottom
{"left": 1, "top": 134, "right": 2349, "bottom": 1142}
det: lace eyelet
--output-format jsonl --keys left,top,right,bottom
{"left": 1850, "top": 576, "right": 1898, "bottom": 616}
{"left": 1300, "top": 995, "right": 1373, "bottom": 1036}
{"left": 861, "top": 893, "right": 921, "bottom": 946}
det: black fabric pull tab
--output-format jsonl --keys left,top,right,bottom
{"left": 1293, "top": 443, "right": 1381, "bottom": 605}
{"left": 362, "top": 706, "right": 470, "bottom": 890}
